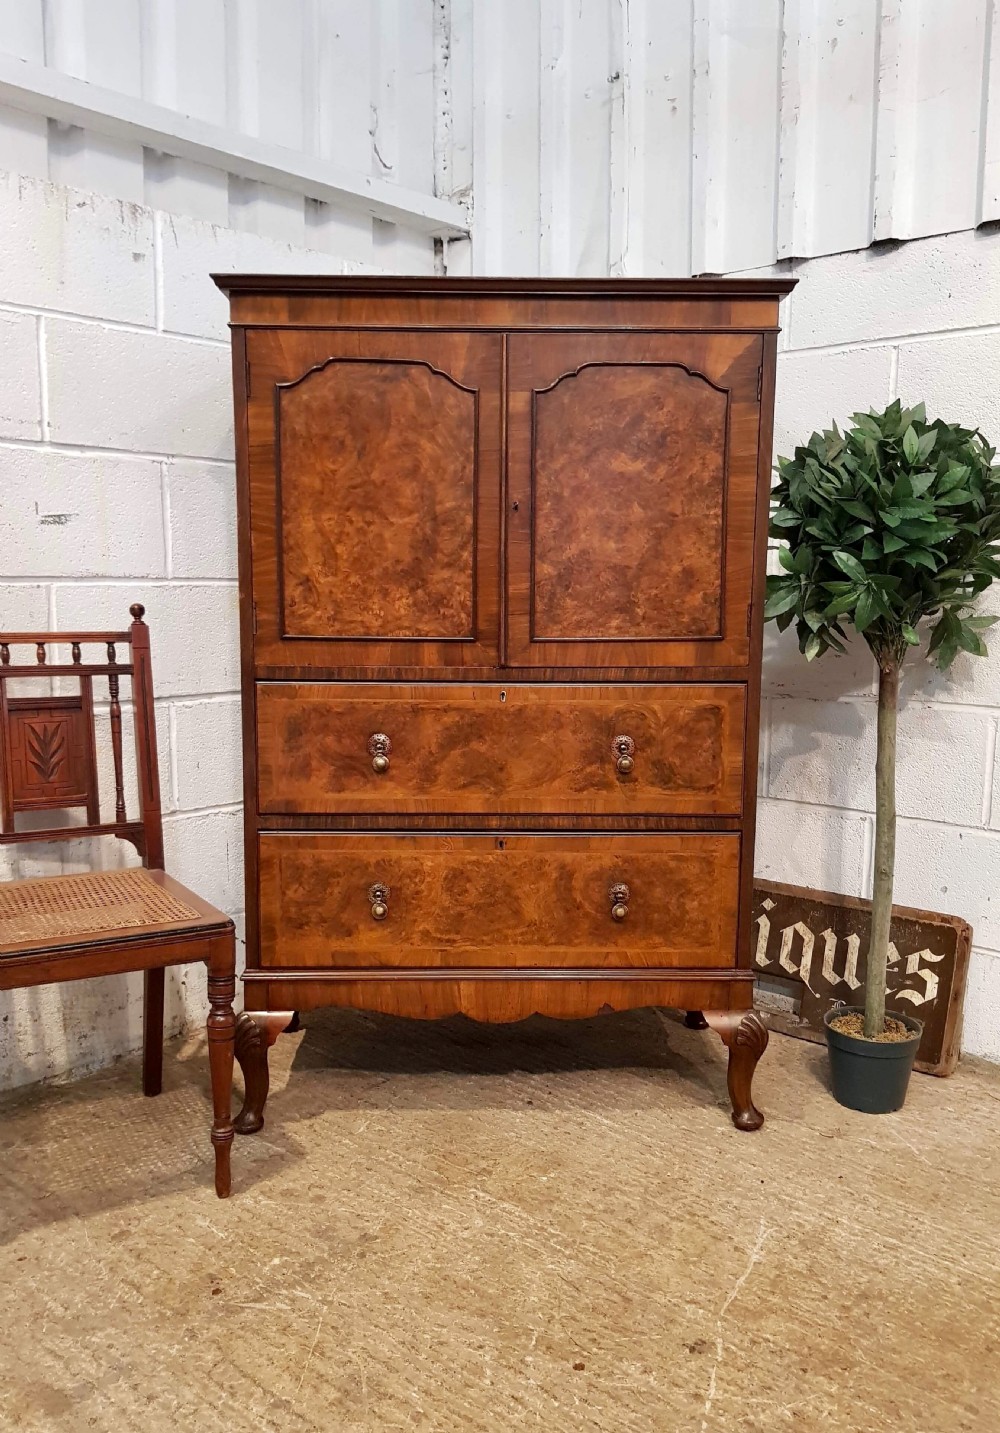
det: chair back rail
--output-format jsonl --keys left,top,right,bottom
{"left": 0, "top": 629, "right": 133, "bottom": 644}
{"left": 0, "top": 604, "right": 163, "bottom": 868}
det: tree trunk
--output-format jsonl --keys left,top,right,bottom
{"left": 865, "top": 657, "right": 899, "bottom": 1038}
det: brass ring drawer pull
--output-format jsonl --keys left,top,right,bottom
{"left": 612, "top": 734, "right": 635, "bottom": 776}
{"left": 368, "top": 732, "right": 392, "bottom": 774}
{"left": 368, "top": 883, "right": 390, "bottom": 921}
{"left": 609, "top": 883, "right": 630, "bottom": 922}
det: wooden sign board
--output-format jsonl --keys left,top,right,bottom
{"left": 751, "top": 880, "right": 972, "bottom": 1076}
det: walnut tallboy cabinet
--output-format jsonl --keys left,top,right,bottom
{"left": 214, "top": 274, "right": 795, "bottom": 1137}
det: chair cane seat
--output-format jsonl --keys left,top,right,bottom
{"left": 0, "top": 868, "right": 201, "bottom": 948}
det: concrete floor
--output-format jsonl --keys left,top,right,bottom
{"left": 0, "top": 1008, "right": 997, "bottom": 1433}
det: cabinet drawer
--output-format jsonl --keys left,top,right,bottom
{"left": 258, "top": 833, "right": 740, "bottom": 970}
{"left": 257, "top": 683, "right": 745, "bottom": 817}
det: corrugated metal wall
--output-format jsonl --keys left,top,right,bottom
{"left": 446, "top": 0, "right": 1000, "bottom": 276}
{"left": 0, "top": 0, "right": 445, "bottom": 269}
{"left": 1, "top": 3, "right": 996, "bottom": 277}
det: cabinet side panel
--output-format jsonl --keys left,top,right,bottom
{"left": 231, "top": 326, "right": 260, "bottom": 971}
{"left": 738, "top": 329, "right": 779, "bottom": 969}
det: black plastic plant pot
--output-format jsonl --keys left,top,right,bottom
{"left": 823, "top": 1006, "right": 924, "bottom": 1114}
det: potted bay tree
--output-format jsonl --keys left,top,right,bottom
{"left": 765, "top": 400, "right": 1000, "bottom": 1112}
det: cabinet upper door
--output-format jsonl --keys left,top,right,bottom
{"left": 506, "top": 331, "right": 764, "bottom": 669}
{"left": 245, "top": 330, "right": 502, "bottom": 671}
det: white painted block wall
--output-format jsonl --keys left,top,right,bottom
{"left": 2, "top": 169, "right": 999, "bottom": 1088}
{"left": 760, "top": 226, "right": 1000, "bottom": 1061}
{"left": 0, "top": 168, "right": 425, "bottom": 1090}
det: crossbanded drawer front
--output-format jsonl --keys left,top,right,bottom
{"left": 258, "top": 833, "right": 740, "bottom": 970}
{"left": 256, "top": 683, "right": 745, "bottom": 817}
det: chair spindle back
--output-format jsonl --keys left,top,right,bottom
{"left": 0, "top": 604, "right": 164, "bottom": 868}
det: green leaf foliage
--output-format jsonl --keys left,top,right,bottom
{"left": 765, "top": 401, "right": 1000, "bottom": 670}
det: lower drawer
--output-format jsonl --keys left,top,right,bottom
{"left": 258, "top": 833, "right": 740, "bottom": 970}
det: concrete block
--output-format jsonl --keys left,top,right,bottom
{"left": 90, "top": 698, "right": 174, "bottom": 821}
{"left": 47, "top": 134, "right": 146, "bottom": 214}
{"left": 45, "top": 319, "right": 233, "bottom": 459}
{"left": 0, "top": 309, "right": 41, "bottom": 438}
{"left": 144, "top": 155, "right": 230, "bottom": 227}
{"left": 157, "top": 210, "right": 357, "bottom": 340}
{"left": 768, "top": 698, "right": 876, "bottom": 809}
{"left": 788, "top": 226, "right": 1000, "bottom": 349}
{"left": 896, "top": 329, "right": 1000, "bottom": 438}
{"left": 754, "top": 798, "right": 869, "bottom": 895}
{"left": 893, "top": 821, "right": 1000, "bottom": 949}
{"left": 305, "top": 203, "right": 379, "bottom": 268}
{"left": 769, "top": 697, "right": 990, "bottom": 824}
{"left": 0, "top": 450, "right": 165, "bottom": 577}
{"left": 166, "top": 461, "right": 237, "bottom": 579}
{"left": 762, "top": 622, "right": 876, "bottom": 700}
{"left": 229, "top": 182, "right": 307, "bottom": 248}
{"left": 900, "top": 627, "right": 1000, "bottom": 707}
{"left": 896, "top": 704, "right": 991, "bottom": 826}
{"left": 0, "top": 975, "right": 144, "bottom": 1091}
{"left": 373, "top": 221, "right": 436, "bottom": 276}
{"left": 162, "top": 807, "right": 244, "bottom": 915}
{"left": 0, "top": 105, "right": 48, "bottom": 183}
{"left": 773, "top": 345, "right": 894, "bottom": 460}
{"left": 0, "top": 171, "right": 154, "bottom": 324}
{"left": 959, "top": 949, "right": 1000, "bottom": 1060}
{"left": 0, "top": 584, "right": 49, "bottom": 628}
{"left": 0, "top": 836, "right": 68, "bottom": 882}
{"left": 52, "top": 584, "right": 239, "bottom": 698}
{"left": 0, "top": 586, "right": 50, "bottom": 699}
{"left": 56, "top": 832, "right": 131, "bottom": 876}
{"left": 170, "top": 960, "right": 209, "bottom": 1032}
{"left": 172, "top": 698, "right": 243, "bottom": 810}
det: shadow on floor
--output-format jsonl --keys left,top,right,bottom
{"left": 0, "top": 1006, "right": 754, "bottom": 1243}
{"left": 275, "top": 1004, "right": 731, "bottom": 1111}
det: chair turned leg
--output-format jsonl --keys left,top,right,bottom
{"left": 206, "top": 939, "right": 237, "bottom": 1198}
{"left": 142, "top": 967, "right": 165, "bottom": 1096}
{"left": 234, "top": 1012, "right": 297, "bottom": 1135}
{"left": 703, "top": 1010, "right": 769, "bottom": 1131}
{"left": 684, "top": 1009, "right": 709, "bottom": 1030}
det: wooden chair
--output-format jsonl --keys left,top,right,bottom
{"left": 0, "top": 604, "right": 237, "bottom": 1197}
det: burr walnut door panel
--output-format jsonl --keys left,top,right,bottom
{"left": 506, "top": 331, "right": 764, "bottom": 669}
{"left": 256, "top": 682, "right": 746, "bottom": 817}
{"left": 245, "top": 329, "right": 502, "bottom": 670}
{"left": 257, "top": 833, "right": 741, "bottom": 970}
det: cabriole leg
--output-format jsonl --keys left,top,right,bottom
{"left": 206, "top": 934, "right": 237, "bottom": 1197}
{"left": 234, "top": 1011, "right": 297, "bottom": 1135}
{"left": 703, "top": 1010, "right": 769, "bottom": 1131}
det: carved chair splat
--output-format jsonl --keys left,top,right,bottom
{"left": 0, "top": 605, "right": 238, "bottom": 1197}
